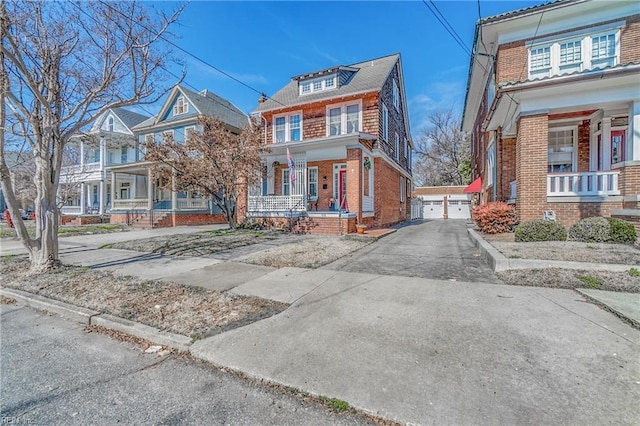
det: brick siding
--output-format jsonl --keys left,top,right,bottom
{"left": 497, "top": 137, "right": 516, "bottom": 201}
{"left": 546, "top": 202, "right": 623, "bottom": 228}
{"left": 373, "top": 157, "right": 408, "bottom": 227}
{"left": 515, "top": 114, "right": 549, "bottom": 222}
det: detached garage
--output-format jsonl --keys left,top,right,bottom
{"left": 413, "top": 186, "right": 471, "bottom": 220}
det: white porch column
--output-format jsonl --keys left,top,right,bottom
{"left": 630, "top": 101, "right": 640, "bottom": 161}
{"left": 602, "top": 117, "right": 612, "bottom": 171}
{"left": 99, "top": 135, "right": 106, "bottom": 168}
{"left": 80, "top": 183, "right": 86, "bottom": 214}
{"left": 147, "top": 168, "right": 153, "bottom": 210}
{"left": 111, "top": 172, "right": 117, "bottom": 208}
{"left": 172, "top": 169, "right": 178, "bottom": 211}
{"left": 98, "top": 181, "right": 105, "bottom": 214}
{"left": 80, "top": 140, "right": 85, "bottom": 167}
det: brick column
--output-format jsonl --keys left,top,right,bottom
{"left": 236, "top": 176, "right": 248, "bottom": 224}
{"left": 346, "top": 148, "right": 363, "bottom": 223}
{"left": 516, "top": 114, "right": 548, "bottom": 222}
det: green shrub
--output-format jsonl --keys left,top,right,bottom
{"left": 607, "top": 218, "right": 637, "bottom": 244}
{"left": 472, "top": 202, "right": 517, "bottom": 234}
{"left": 515, "top": 219, "right": 567, "bottom": 242}
{"left": 568, "top": 217, "right": 611, "bottom": 242}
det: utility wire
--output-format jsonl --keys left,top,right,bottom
{"left": 98, "top": 0, "right": 285, "bottom": 107}
{"left": 421, "top": 0, "right": 471, "bottom": 57}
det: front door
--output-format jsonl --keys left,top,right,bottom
{"left": 339, "top": 169, "right": 347, "bottom": 210}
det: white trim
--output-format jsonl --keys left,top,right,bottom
{"left": 299, "top": 74, "right": 337, "bottom": 96}
{"left": 184, "top": 126, "right": 196, "bottom": 144}
{"left": 394, "top": 133, "right": 400, "bottom": 161}
{"left": 325, "top": 100, "right": 362, "bottom": 137}
{"left": 308, "top": 166, "right": 318, "bottom": 200}
{"left": 548, "top": 125, "right": 578, "bottom": 173}
{"left": 282, "top": 168, "right": 290, "bottom": 196}
{"left": 173, "top": 96, "right": 189, "bottom": 115}
{"left": 382, "top": 103, "right": 389, "bottom": 142}
{"left": 273, "top": 110, "right": 303, "bottom": 143}
{"left": 392, "top": 79, "right": 400, "bottom": 110}
{"left": 162, "top": 129, "right": 174, "bottom": 142}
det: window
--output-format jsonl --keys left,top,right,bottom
{"left": 273, "top": 113, "right": 302, "bottom": 143}
{"left": 184, "top": 126, "right": 196, "bottom": 144}
{"left": 528, "top": 29, "right": 619, "bottom": 78}
{"left": 400, "top": 177, "right": 405, "bottom": 203}
{"left": 382, "top": 103, "right": 388, "bottom": 141}
{"left": 107, "top": 116, "right": 114, "bottom": 132}
{"left": 120, "top": 146, "right": 127, "bottom": 163}
{"left": 282, "top": 169, "right": 290, "bottom": 196}
{"left": 308, "top": 167, "right": 318, "bottom": 199}
{"left": 487, "top": 149, "right": 495, "bottom": 187}
{"left": 163, "top": 130, "right": 174, "bottom": 142}
{"left": 530, "top": 45, "right": 551, "bottom": 77}
{"left": 173, "top": 96, "right": 188, "bottom": 115}
{"left": 145, "top": 134, "right": 154, "bottom": 146}
{"left": 403, "top": 138, "right": 408, "bottom": 159}
{"left": 299, "top": 75, "right": 337, "bottom": 95}
{"left": 392, "top": 79, "right": 400, "bottom": 110}
{"left": 611, "top": 130, "right": 625, "bottom": 164}
{"left": 326, "top": 102, "right": 360, "bottom": 136}
{"left": 394, "top": 133, "right": 400, "bottom": 161}
{"left": 591, "top": 33, "right": 616, "bottom": 67}
{"left": 559, "top": 40, "right": 582, "bottom": 73}
{"left": 548, "top": 127, "right": 576, "bottom": 172}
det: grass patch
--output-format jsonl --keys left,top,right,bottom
{"left": 578, "top": 275, "right": 604, "bottom": 289}
{"left": 629, "top": 268, "right": 640, "bottom": 277}
{"left": 318, "top": 396, "right": 350, "bottom": 413}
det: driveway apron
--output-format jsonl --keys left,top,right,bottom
{"left": 323, "top": 219, "right": 500, "bottom": 283}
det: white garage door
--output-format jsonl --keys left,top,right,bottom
{"left": 447, "top": 199, "right": 471, "bottom": 219}
{"left": 422, "top": 200, "right": 444, "bottom": 219}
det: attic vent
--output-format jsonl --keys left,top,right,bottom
{"left": 200, "top": 89, "right": 208, "bottom": 96}
{"left": 371, "top": 61, "right": 375, "bottom": 67}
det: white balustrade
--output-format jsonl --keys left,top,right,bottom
{"left": 547, "top": 171, "right": 619, "bottom": 196}
{"left": 112, "top": 199, "right": 148, "bottom": 210}
{"left": 248, "top": 195, "right": 306, "bottom": 212}
{"left": 177, "top": 198, "right": 208, "bottom": 209}
{"left": 60, "top": 206, "right": 82, "bottom": 215}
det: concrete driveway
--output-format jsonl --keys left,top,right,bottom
{"left": 323, "top": 219, "right": 501, "bottom": 283}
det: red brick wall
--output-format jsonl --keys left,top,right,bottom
{"left": 618, "top": 164, "right": 640, "bottom": 208}
{"left": 577, "top": 120, "right": 591, "bottom": 172}
{"left": 109, "top": 212, "right": 226, "bottom": 227}
{"left": 346, "top": 148, "right": 363, "bottom": 221}
{"left": 293, "top": 215, "right": 356, "bottom": 235}
{"left": 546, "top": 202, "right": 623, "bottom": 228}
{"left": 621, "top": 15, "right": 640, "bottom": 64}
{"left": 497, "top": 40, "right": 528, "bottom": 84}
{"left": 373, "top": 157, "right": 408, "bottom": 227}
{"left": 516, "top": 114, "right": 549, "bottom": 222}
{"left": 497, "top": 137, "right": 516, "bottom": 201}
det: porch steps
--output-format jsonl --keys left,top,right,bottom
{"left": 130, "top": 212, "right": 170, "bottom": 229}
{"left": 291, "top": 215, "right": 355, "bottom": 235}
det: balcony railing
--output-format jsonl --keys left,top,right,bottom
{"left": 248, "top": 195, "right": 306, "bottom": 212}
{"left": 61, "top": 162, "right": 102, "bottom": 175}
{"left": 547, "top": 171, "right": 619, "bottom": 196}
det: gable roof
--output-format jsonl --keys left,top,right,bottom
{"left": 255, "top": 53, "right": 401, "bottom": 113}
{"left": 134, "top": 85, "right": 248, "bottom": 132}
{"left": 111, "top": 107, "right": 149, "bottom": 129}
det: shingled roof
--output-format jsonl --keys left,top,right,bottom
{"left": 255, "top": 53, "right": 400, "bottom": 112}
{"left": 111, "top": 107, "right": 149, "bottom": 129}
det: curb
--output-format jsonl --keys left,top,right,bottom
{"left": 467, "top": 229, "right": 639, "bottom": 272}
{"left": 574, "top": 289, "right": 640, "bottom": 329}
{"left": 1, "top": 288, "right": 191, "bottom": 352}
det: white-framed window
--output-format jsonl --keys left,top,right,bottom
{"left": 559, "top": 39, "right": 582, "bottom": 73}
{"left": 591, "top": 33, "right": 616, "bottom": 68}
{"left": 382, "top": 103, "right": 388, "bottom": 142}
{"left": 184, "top": 126, "right": 196, "bottom": 144}
{"left": 529, "top": 45, "right": 551, "bottom": 77}
{"left": 173, "top": 96, "right": 188, "bottom": 115}
{"left": 145, "top": 134, "right": 154, "bottom": 146}
{"left": 326, "top": 101, "right": 361, "bottom": 136}
{"left": 548, "top": 126, "right": 577, "bottom": 173}
{"left": 403, "top": 138, "right": 408, "bottom": 159}
{"left": 528, "top": 29, "right": 619, "bottom": 79}
{"left": 282, "top": 169, "right": 290, "bottom": 196}
{"left": 308, "top": 167, "right": 318, "bottom": 199}
{"left": 107, "top": 116, "right": 114, "bottom": 132}
{"left": 299, "top": 74, "right": 337, "bottom": 95}
{"left": 163, "top": 130, "right": 174, "bottom": 142}
{"left": 392, "top": 79, "right": 400, "bottom": 110}
{"left": 120, "top": 145, "right": 128, "bottom": 163}
{"left": 394, "top": 133, "right": 400, "bottom": 161}
{"left": 273, "top": 112, "right": 302, "bottom": 143}
{"left": 400, "top": 176, "right": 405, "bottom": 203}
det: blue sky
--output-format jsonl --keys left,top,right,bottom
{"left": 155, "top": 1, "right": 541, "bottom": 137}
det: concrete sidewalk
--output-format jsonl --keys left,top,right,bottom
{"left": 2, "top": 226, "right": 640, "bottom": 424}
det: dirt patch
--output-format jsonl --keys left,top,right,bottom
{"left": 235, "top": 236, "right": 373, "bottom": 268}
{"left": 497, "top": 268, "right": 640, "bottom": 293}
{"left": 0, "top": 257, "right": 287, "bottom": 338}
{"left": 482, "top": 232, "right": 640, "bottom": 265}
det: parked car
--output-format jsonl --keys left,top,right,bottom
{"left": 19, "top": 209, "right": 31, "bottom": 220}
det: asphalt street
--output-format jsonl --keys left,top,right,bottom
{"left": 0, "top": 303, "right": 377, "bottom": 426}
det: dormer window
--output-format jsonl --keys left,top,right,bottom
{"left": 173, "top": 96, "right": 189, "bottom": 115}
{"left": 107, "top": 116, "right": 114, "bottom": 132}
{"left": 299, "top": 74, "right": 337, "bottom": 95}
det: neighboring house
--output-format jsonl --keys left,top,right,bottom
{"left": 413, "top": 186, "right": 471, "bottom": 220}
{"left": 462, "top": 0, "right": 640, "bottom": 228}
{"left": 108, "top": 85, "right": 248, "bottom": 228}
{"left": 1, "top": 151, "right": 36, "bottom": 213}
{"left": 60, "top": 107, "right": 149, "bottom": 217}
{"left": 242, "top": 53, "right": 413, "bottom": 234}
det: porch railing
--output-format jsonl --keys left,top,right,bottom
{"left": 112, "top": 199, "right": 148, "bottom": 210}
{"left": 248, "top": 195, "right": 306, "bottom": 212}
{"left": 60, "top": 206, "right": 82, "bottom": 215}
{"left": 547, "top": 171, "right": 620, "bottom": 196}
{"left": 177, "top": 198, "right": 209, "bottom": 209}
{"left": 61, "top": 162, "right": 102, "bottom": 175}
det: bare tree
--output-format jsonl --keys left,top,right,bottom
{"left": 413, "top": 109, "right": 471, "bottom": 187}
{"left": 0, "top": 1, "right": 182, "bottom": 271}
{"left": 145, "top": 116, "right": 266, "bottom": 229}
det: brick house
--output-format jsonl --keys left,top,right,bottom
{"left": 462, "top": 0, "right": 640, "bottom": 229}
{"left": 108, "top": 85, "right": 248, "bottom": 228}
{"left": 241, "top": 53, "right": 413, "bottom": 234}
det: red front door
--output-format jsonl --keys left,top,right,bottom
{"left": 338, "top": 169, "right": 347, "bottom": 210}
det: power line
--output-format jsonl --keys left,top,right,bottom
{"left": 98, "top": 1, "right": 285, "bottom": 108}
{"left": 421, "top": 0, "right": 471, "bottom": 57}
